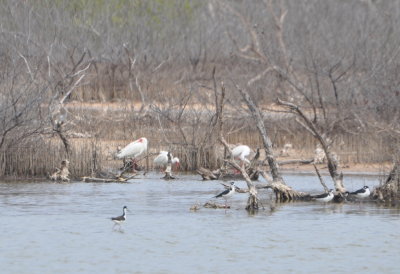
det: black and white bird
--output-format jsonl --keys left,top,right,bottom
{"left": 348, "top": 186, "right": 370, "bottom": 198}
{"left": 214, "top": 182, "right": 236, "bottom": 206}
{"left": 311, "top": 189, "right": 334, "bottom": 203}
{"left": 111, "top": 206, "right": 128, "bottom": 228}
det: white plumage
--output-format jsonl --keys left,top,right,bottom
{"left": 153, "top": 151, "right": 180, "bottom": 169}
{"left": 116, "top": 137, "right": 148, "bottom": 159}
{"left": 232, "top": 145, "right": 251, "bottom": 165}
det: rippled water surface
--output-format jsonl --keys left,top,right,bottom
{"left": 1, "top": 173, "right": 399, "bottom": 273}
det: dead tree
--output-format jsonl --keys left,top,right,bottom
{"left": 215, "top": 81, "right": 259, "bottom": 211}
{"left": 277, "top": 99, "right": 346, "bottom": 193}
{"left": 233, "top": 84, "right": 306, "bottom": 202}
{"left": 48, "top": 51, "right": 91, "bottom": 156}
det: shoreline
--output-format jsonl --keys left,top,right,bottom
{"left": 278, "top": 162, "right": 391, "bottom": 178}
{"left": 0, "top": 163, "right": 391, "bottom": 182}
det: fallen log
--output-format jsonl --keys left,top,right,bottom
{"left": 196, "top": 167, "right": 221, "bottom": 180}
{"left": 81, "top": 174, "right": 137, "bottom": 183}
{"left": 203, "top": 201, "right": 230, "bottom": 209}
{"left": 278, "top": 159, "right": 314, "bottom": 165}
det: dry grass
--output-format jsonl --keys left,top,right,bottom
{"left": 0, "top": 129, "right": 393, "bottom": 178}
{"left": 0, "top": 101, "right": 395, "bottom": 178}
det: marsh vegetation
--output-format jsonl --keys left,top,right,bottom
{"left": 0, "top": 0, "right": 399, "bottom": 203}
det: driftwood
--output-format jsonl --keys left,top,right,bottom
{"left": 81, "top": 174, "right": 138, "bottom": 183}
{"left": 81, "top": 160, "right": 142, "bottom": 183}
{"left": 82, "top": 151, "right": 152, "bottom": 183}
{"left": 203, "top": 201, "right": 231, "bottom": 209}
{"left": 49, "top": 160, "right": 70, "bottom": 182}
{"left": 278, "top": 159, "right": 314, "bottom": 165}
{"left": 196, "top": 167, "right": 221, "bottom": 180}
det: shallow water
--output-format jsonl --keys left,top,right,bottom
{"left": 1, "top": 173, "right": 399, "bottom": 274}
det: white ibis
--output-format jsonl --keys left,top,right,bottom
{"left": 232, "top": 145, "right": 251, "bottom": 168}
{"left": 153, "top": 151, "right": 180, "bottom": 171}
{"left": 116, "top": 137, "right": 148, "bottom": 159}
{"left": 311, "top": 189, "right": 334, "bottom": 202}
{"left": 347, "top": 186, "right": 370, "bottom": 198}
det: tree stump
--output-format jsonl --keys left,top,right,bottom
{"left": 49, "top": 160, "right": 70, "bottom": 182}
{"left": 162, "top": 152, "right": 176, "bottom": 180}
{"left": 372, "top": 162, "right": 400, "bottom": 206}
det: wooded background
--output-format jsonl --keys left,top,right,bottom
{"left": 0, "top": 0, "right": 399, "bottom": 177}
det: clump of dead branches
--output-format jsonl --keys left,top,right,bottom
{"left": 372, "top": 162, "right": 400, "bottom": 206}
{"left": 49, "top": 160, "right": 70, "bottom": 182}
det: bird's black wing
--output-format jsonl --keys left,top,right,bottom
{"left": 311, "top": 193, "right": 328, "bottom": 199}
{"left": 215, "top": 189, "right": 230, "bottom": 198}
{"left": 350, "top": 188, "right": 364, "bottom": 195}
{"left": 111, "top": 215, "right": 125, "bottom": 221}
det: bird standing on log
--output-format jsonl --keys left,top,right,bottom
{"left": 347, "top": 186, "right": 370, "bottom": 198}
{"left": 311, "top": 189, "right": 334, "bottom": 202}
{"left": 116, "top": 137, "right": 148, "bottom": 159}
{"left": 116, "top": 137, "right": 148, "bottom": 170}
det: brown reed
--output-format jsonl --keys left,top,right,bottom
{"left": 0, "top": 126, "right": 393, "bottom": 179}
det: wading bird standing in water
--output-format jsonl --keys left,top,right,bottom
{"left": 214, "top": 182, "right": 236, "bottom": 207}
{"left": 111, "top": 206, "right": 128, "bottom": 230}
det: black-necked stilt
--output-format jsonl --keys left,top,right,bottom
{"left": 111, "top": 206, "right": 128, "bottom": 229}
{"left": 311, "top": 189, "right": 334, "bottom": 202}
{"left": 214, "top": 182, "right": 236, "bottom": 206}
{"left": 348, "top": 186, "right": 370, "bottom": 198}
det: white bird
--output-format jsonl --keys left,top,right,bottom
{"left": 153, "top": 151, "right": 180, "bottom": 170}
{"left": 232, "top": 145, "right": 251, "bottom": 166}
{"left": 116, "top": 137, "right": 148, "bottom": 159}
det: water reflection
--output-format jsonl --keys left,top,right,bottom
{"left": 0, "top": 173, "right": 399, "bottom": 273}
